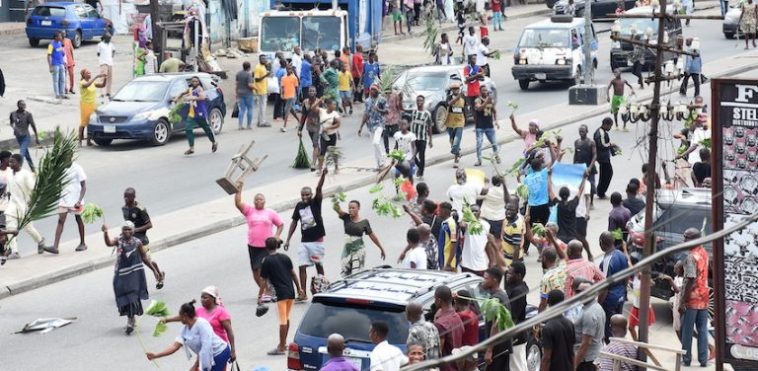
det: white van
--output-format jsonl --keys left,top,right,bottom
{"left": 511, "top": 15, "right": 598, "bottom": 90}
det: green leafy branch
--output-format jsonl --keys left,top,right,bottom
{"left": 531, "top": 223, "right": 547, "bottom": 238}
{"left": 481, "top": 298, "right": 515, "bottom": 331}
{"left": 461, "top": 203, "right": 483, "bottom": 235}
{"left": 81, "top": 203, "right": 104, "bottom": 224}
{"left": 611, "top": 228, "right": 624, "bottom": 241}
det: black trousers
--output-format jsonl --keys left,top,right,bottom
{"left": 680, "top": 72, "right": 701, "bottom": 97}
{"left": 632, "top": 61, "right": 644, "bottom": 87}
{"left": 383, "top": 125, "right": 399, "bottom": 153}
{"left": 597, "top": 161, "right": 614, "bottom": 198}
{"left": 272, "top": 93, "right": 283, "bottom": 119}
{"left": 414, "top": 139, "right": 427, "bottom": 176}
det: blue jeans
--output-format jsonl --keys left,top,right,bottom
{"left": 207, "top": 345, "right": 231, "bottom": 371}
{"left": 15, "top": 135, "right": 35, "bottom": 171}
{"left": 492, "top": 12, "right": 503, "bottom": 30}
{"left": 447, "top": 127, "right": 463, "bottom": 156}
{"left": 475, "top": 128, "right": 498, "bottom": 161}
{"left": 681, "top": 308, "right": 709, "bottom": 366}
{"left": 52, "top": 64, "right": 66, "bottom": 97}
{"left": 237, "top": 95, "right": 254, "bottom": 128}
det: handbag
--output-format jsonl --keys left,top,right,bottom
{"left": 231, "top": 102, "right": 239, "bottom": 118}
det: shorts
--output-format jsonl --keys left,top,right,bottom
{"left": 392, "top": 10, "right": 402, "bottom": 21}
{"left": 58, "top": 205, "right": 82, "bottom": 215}
{"left": 575, "top": 217, "right": 588, "bottom": 237}
{"left": 320, "top": 133, "right": 337, "bottom": 155}
{"left": 610, "top": 95, "right": 624, "bottom": 114}
{"left": 276, "top": 299, "right": 294, "bottom": 325}
{"left": 80, "top": 103, "right": 96, "bottom": 126}
{"left": 629, "top": 305, "right": 656, "bottom": 327}
{"left": 529, "top": 203, "right": 550, "bottom": 226}
{"left": 298, "top": 242, "right": 325, "bottom": 266}
{"left": 306, "top": 129, "right": 320, "bottom": 148}
{"left": 248, "top": 245, "right": 267, "bottom": 271}
{"left": 485, "top": 218, "right": 503, "bottom": 240}
{"left": 339, "top": 91, "right": 351, "bottom": 100}
{"left": 283, "top": 98, "right": 294, "bottom": 113}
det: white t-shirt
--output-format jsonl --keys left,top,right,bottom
{"left": 370, "top": 340, "right": 408, "bottom": 371}
{"left": 461, "top": 219, "right": 490, "bottom": 271}
{"left": 688, "top": 127, "right": 711, "bottom": 165}
{"left": 0, "top": 167, "right": 12, "bottom": 212}
{"left": 446, "top": 182, "right": 482, "bottom": 213}
{"left": 402, "top": 245, "right": 427, "bottom": 269}
{"left": 291, "top": 53, "right": 302, "bottom": 77}
{"left": 575, "top": 179, "right": 592, "bottom": 218}
{"left": 476, "top": 44, "right": 489, "bottom": 66}
{"left": 60, "top": 162, "right": 87, "bottom": 207}
{"left": 144, "top": 50, "right": 157, "bottom": 74}
{"left": 463, "top": 34, "right": 479, "bottom": 57}
{"left": 393, "top": 131, "right": 417, "bottom": 161}
{"left": 97, "top": 41, "right": 115, "bottom": 65}
{"left": 480, "top": 186, "right": 505, "bottom": 221}
{"left": 319, "top": 109, "right": 341, "bottom": 135}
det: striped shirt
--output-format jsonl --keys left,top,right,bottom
{"left": 410, "top": 109, "right": 432, "bottom": 141}
{"left": 596, "top": 341, "right": 638, "bottom": 371}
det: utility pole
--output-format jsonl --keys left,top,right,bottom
{"left": 583, "top": 0, "right": 592, "bottom": 84}
{"left": 149, "top": 0, "right": 163, "bottom": 64}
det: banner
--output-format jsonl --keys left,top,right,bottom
{"left": 712, "top": 78, "right": 758, "bottom": 371}
{"left": 548, "top": 163, "right": 587, "bottom": 223}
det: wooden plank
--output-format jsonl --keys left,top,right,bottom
{"left": 609, "top": 337, "right": 687, "bottom": 354}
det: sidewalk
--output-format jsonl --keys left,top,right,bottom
{"left": 1, "top": 46, "right": 756, "bottom": 299}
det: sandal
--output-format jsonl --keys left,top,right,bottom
{"left": 156, "top": 271, "right": 165, "bottom": 290}
{"left": 184, "top": 148, "right": 195, "bottom": 155}
{"left": 211, "top": 142, "right": 218, "bottom": 153}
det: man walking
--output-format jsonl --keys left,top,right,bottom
{"left": 254, "top": 54, "right": 271, "bottom": 127}
{"left": 4, "top": 154, "right": 49, "bottom": 261}
{"left": 679, "top": 228, "right": 710, "bottom": 367}
{"left": 506, "top": 261, "right": 529, "bottom": 371}
{"left": 541, "top": 290, "right": 576, "bottom": 371}
{"left": 284, "top": 169, "right": 327, "bottom": 302}
{"left": 9, "top": 100, "right": 40, "bottom": 172}
{"left": 47, "top": 31, "right": 67, "bottom": 100}
{"left": 351, "top": 45, "right": 364, "bottom": 103}
{"left": 236, "top": 181, "right": 283, "bottom": 302}
{"left": 482, "top": 267, "right": 511, "bottom": 370}
{"left": 573, "top": 278, "right": 606, "bottom": 371}
{"left": 260, "top": 237, "right": 303, "bottom": 356}
{"left": 598, "top": 231, "right": 629, "bottom": 342}
{"left": 45, "top": 154, "right": 87, "bottom": 254}
{"left": 594, "top": 118, "right": 615, "bottom": 199}
{"left": 680, "top": 41, "right": 702, "bottom": 97}
{"left": 474, "top": 86, "right": 499, "bottom": 166}
{"left": 96, "top": 33, "right": 115, "bottom": 99}
{"left": 463, "top": 54, "right": 483, "bottom": 124}
{"left": 122, "top": 187, "right": 164, "bottom": 289}
{"left": 359, "top": 84, "right": 389, "bottom": 169}
{"left": 446, "top": 82, "right": 465, "bottom": 167}
{"left": 63, "top": 30, "right": 76, "bottom": 95}
{"left": 606, "top": 69, "right": 634, "bottom": 131}
{"left": 573, "top": 124, "right": 597, "bottom": 204}
{"left": 321, "top": 334, "right": 359, "bottom": 371}
{"left": 235, "top": 62, "right": 255, "bottom": 129}
{"left": 409, "top": 95, "right": 433, "bottom": 179}
{"left": 433, "top": 285, "right": 463, "bottom": 371}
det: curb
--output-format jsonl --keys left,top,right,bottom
{"left": 2, "top": 48, "right": 756, "bottom": 300}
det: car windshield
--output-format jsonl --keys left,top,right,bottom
{"left": 302, "top": 16, "right": 342, "bottom": 51}
{"left": 33, "top": 6, "right": 66, "bottom": 17}
{"left": 617, "top": 18, "right": 657, "bottom": 35}
{"left": 260, "top": 16, "right": 300, "bottom": 52}
{"left": 112, "top": 81, "right": 169, "bottom": 102}
{"left": 518, "top": 29, "right": 569, "bottom": 48}
{"left": 653, "top": 206, "right": 711, "bottom": 236}
{"left": 298, "top": 301, "right": 409, "bottom": 345}
{"left": 395, "top": 72, "right": 449, "bottom": 92}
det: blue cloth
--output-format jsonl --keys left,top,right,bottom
{"left": 51, "top": 64, "right": 66, "bottom": 97}
{"left": 681, "top": 308, "right": 709, "bottom": 366}
{"left": 363, "top": 62, "right": 380, "bottom": 88}
{"left": 524, "top": 168, "right": 549, "bottom": 206}
{"left": 237, "top": 95, "right": 254, "bottom": 128}
{"left": 300, "top": 60, "right": 312, "bottom": 87}
{"left": 208, "top": 345, "right": 231, "bottom": 371}
{"left": 49, "top": 40, "right": 65, "bottom": 66}
{"left": 275, "top": 67, "right": 286, "bottom": 85}
{"left": 686, "top": 55, "right": 702, "bottom": 74}
{"left": 599, "top": 249, "right": 628, "bottom": 306}
{"left": 191, "top": 87, "right": 208, "bottom": 118}
{"left": 475, "top": 128, "right": 498, "bottom": 161}
{"left": 16, "top": 135, "right": 35, "bottom": 171}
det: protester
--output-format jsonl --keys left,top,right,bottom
{"left": 406, "top": 301, "right": 441, "bottom": 361}
{"left": 370, "top": 321, "right": 408, "bottom": 371}
{"left": 173, "top": 76, "right": 218, "bottom": 155}
{"left": 598, "top": 231, "right": 629, "bottom": 343}
{"left": 594, "top": 118, "right": 615, "bottom": 199}
{"left": 300, "top": 54, "right": 313, "bottom": 102}
{"left": 564, "top": 240, "right": 605, "bottom": 302}
{"left": 401, "top": 226, "right": 428, "bottom": 269}
{"left": 362, "top": 53, "right": 381, "bottom": 98}
{"left": 463, "top": 26, "right": 478, "bottom": 60}
{"left": 596, "top": 315, "right": 640, "bottom": 371}
{"left": 539, "top": 246, "right": 568, "bottom": 312}
{"left": 573, "top": 278, "right": 606, "bottom": 371}
{"left": 322, "top": 333, "right": 359, "bottom": 371}
{"left": 437, "top": 202, "right": 459, "bottom": 271}
{"left": 512, "top": 115, "right": 543, "bottom": 155}
{"left": 254, "top": 54, "right": 271, "bottom": 127}
{"left": 691, "top": 148, "right": 711, "bottom": 187}
{"left": 235, "top": 182, "right": 283, "bottom": 301}
{"left": 383, "top": 88, "right": 403, "bottom": 153}
{"left": 524, "top": 155, "right": 553, "bottom": 229}
{"left": 338, "top": 63, "right": 353, "bottom": 116}
{"left": 680, "top": 44, "right": 702, "bottom": 97}
{"left": 271, "top": 58, "right": 284, "bottom": 122}
{"left": 321, "top": 60, "right": 340, "bottom": 106}
{"left": 506, "top": 261, "right": 529, "bottom": 371}
{"left": 333, "top": 199, "right": 386, "bottom": 276}
{"left": 608, "top": 192, "right": 632, "bottom": 242}
{"left": 475, "top": 37, "right": 497, "bottom": 77}
{"left": 459, "top": 204, "right": 494, "bottom": 275}
{"left": 45, "top": 155, "right": 87, "bottom": 254}
{"left": 502, "top": 199, "right": 526, "bottom": 263}
{"left": 351, "top": 45, "right": 364, "bottom": 103}
{"left": 481, "top": 267, "right": 511, "bottom": 370}
{"left": 260, "top": 237, "right": 304, "bottom": 355}
{"left": 393, "top": 119, "right": 418, "bottom": 180}
{"left": 9, "top": 100, "right": 41, "bottom": 172}
{"left": 47, "top": 31, "right": 67, "bottom": 100}
{"left": 679, "top": 228, "right": 710, "bottom": 367}
{"left": 409, "top": 95, "right": 433, "bottom": 179}
{"left": 463, "top": 54, "right": 483, "bottom": 123}
{"left": 445, "top": 82, "right": 466, "bottom": 167}
{"left": 480, "top": 175, "right": 509, "bottom": 244}
{"left": 62, "top": 30, "right": 75, "bottom": 95}
{"left": 573, "top": 124, "right": 597, "bottom": 205}
{"left": 4, "top": 154, "right": 49, "bottom": 260}
{"left": 146, "top": 300, "right": 231, "bottom": 370}
{"left": 122, "top": 187, "right": 164, "bottom": 289}
{"left": 630, "top": 35, "right": 645, "bottom": 88}
{"left": 102, "top": 221, "right": 161, "bottom": 334}
{"left": 359, "top": 84, "right": 389, "bottom": 169}
{"left": 298, "top": 86, "right": 323, "bottom": 171}
{"left": 606, "top": 69, "right": 634, "bottom": 131}
{"left": 96, "top": 33, "right": 115, "bottom": 99}
{"left": 433, "top": 285, "right": 463, "bottom": 371}
{"left": 280, "top": 65, "right": 300, "bottom": 132}
{"left": 407, "top": 342, "right": 429, "bottom": 367}
{"left": 318, "top": 99, "right": 342, "bottom": 173}
{"left": 434, "top": 33, "right": 454, "bottom": 65}
{"left": 235, "top": 61, "right": 255, "bottom": 130}
{"left": 454, "top": 289, "right": 479, "bottom": 371}
{"left": 474, "top": 86, "right": 499, "bottom": 166}
{"left": 549, "top": 169, "right": 589, "bottom": 244}
{"left": 79, "top": 69, "right": 107, "bottom": 146}
{"left": 284, "top": 170, "right": 327, "bottom": 302}
{"left": 403, "top": 0, "right": 415, "bottom": 34}
{"left": 540, "top": 290, "right": 576, "bottom": 371}
{"left": 622, "top": 182, "right": 645, "bottom": 216}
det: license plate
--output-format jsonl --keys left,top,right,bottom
{"left": 346, "top": 357, "right": 362, "bottom": 369}
{"left": 103, "top": 125, "right": 116, "bottom": 133}
{"left": 41, "top": 20, "right": 51, "bottom": 26}
{"left": 534, "top": 73, "right": 547, "bottom": 80}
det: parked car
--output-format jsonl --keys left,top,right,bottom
{"left": 25, "top": 2, "right": 112, "bottom": 48}
{"left": 723, "top": 5, "right": 745, "bottom": 39}
{"left": 553, "top": 0, "right": 636, "bottom": 19}
{"left": 512, "top": 16, "right": 598, "bottom": 90}
{"left": 88, "top": 73, "right": 226, "bottom": 146}
{"left": 287, "top": 267, "right": 542, "bottom": 371}
{"left": 626, "top": 188, "right": 712, "bottom": 301}
{"left": 392, "top": 65, "right": 498, "bottom": 134}
{"left": 609, "top": 6, "right": 682, "bottom": 70}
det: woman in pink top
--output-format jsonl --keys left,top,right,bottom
{"left": 235, "top": 181, "right": 283, "bottom": 302}
{"left": 509, "top": 113, "right": 543, "bottom": 154}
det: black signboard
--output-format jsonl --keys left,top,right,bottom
{"left": 712, "top": 79, "right": 758, "bottom": 371}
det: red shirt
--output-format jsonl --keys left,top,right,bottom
{"left": 479, "top": 26, "right": 489, "bottom": 40}
{"left": 351, "top": 53, "right": 364, "bottom": 78}
{"left": 463, "top": 64, "right": 482, "bottom": 97}
{"left": 434, "top": 307, "right": 463, "bottom": 371}
{"left": 458, "top": 309, "right": 479, "bottom": 346}
{"left": 491, "top": 0, "right": 502, "bottom": 12}
{"left": 684, "top": 245, "right": 710, "bottom": 310}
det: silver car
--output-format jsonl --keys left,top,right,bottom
{"left": 392, "top": 65, "right": 498, "bottom": 133}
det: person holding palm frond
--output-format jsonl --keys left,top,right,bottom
{"left": 45, "top": 153, "right": 87, "bottom": 254}
{"left": 3, "top": 154, "right": 51, "bottom": 262}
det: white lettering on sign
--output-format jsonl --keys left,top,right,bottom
{"left": 732, "top": 344, "right": 758, "bottom": 361}
{"left": 735, "top": 84, "right": 758, "bottom": 103}
{"left": 733, "top": 108, "right": 758, "bottom": 121}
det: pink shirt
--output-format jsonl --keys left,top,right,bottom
{"left": 521, "top": 131, "right": 537, "bottom": 152}
{"left": 196, "top": 305, "right": 231, "bottom": 343}
{"left": 564, "top": 258, "right": 605, "bottom": 298}
{"left": 243, "top": 205, "right": 283, "bottom": 247}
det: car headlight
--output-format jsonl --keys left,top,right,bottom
{"left": 519, "top": 58, "right": 527, "bottom": 65}
{"left": 133, "top": 109, "right": 168, "bottom": 121}
{"left": 556, "top": 57, "right": 566, "bottom": 65}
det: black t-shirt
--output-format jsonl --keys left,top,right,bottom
{"left": 340, "top": 214, "right": 372, "bottom": 237}
{"left": 506, "top": 281, "right": 529, "bottom": 345}
{"left": 422, "top": 213, "right": 442, "bottom": 240}
{"left": 122, "top": 203, "right": 151, "bottom": 245}
{"left": 594, "top": 128, "right": 612, "bottom": 163}
{"left": 554, "top": 198, "right": 579, "bottom": 242}
{"left": 474, "top": 97, "right": 494, "bottom": 129}
{"left": 541, "top": 316, "right": 576, "bottom": 371}
{"left": 260, "top": 253, "right": 295, "bottom": 300}
{"left": 622, "top": 196, "right": 645, "bottom": 216}
{"left": 485, "top": 288, "right": 512, "bottom": 365}
{"left": 693, "top": 162, "right": 711, "bottom": 184}
{"left": 292, "top": 195, "right": 325, "bottom": 242}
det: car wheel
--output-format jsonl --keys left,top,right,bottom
{"left": 28, "top": 38, "right": 40, "bottom": 47}
{"left": 518, "top": 79, "right": 529, "bottom": 91}
{"left": 724, "top": 32, "right": 734, "bottom": 39}
{"left": 152, "top": 119, "right": 171, "bottom": 146}
{"left": 433, "top": 104, "right": 448, "bottom": 134}
{"left": 526, "top": 341, "right": 542, "bottom": 371}
{"left": 73, "top": 30, "right": 82, "bottom": 48}
{"left": 93, "top": 138, "right": 112, "bottom": 146}
{"left": 209, "top": 107, "right": 224, "bottom": 135}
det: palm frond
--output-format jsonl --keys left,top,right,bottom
{"left": 377, "top": 65, "right": 399, "bottom": 95}
{"left": 16, "top": 129, "right": 77, "bottom": 231}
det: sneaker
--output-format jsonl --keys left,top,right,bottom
{"left": 474, "top": 160, "right": 482, "bottom": 166}
{"left": 280, "top": 127, "right": 287, "bottom": 132}
{"left": 75, "top": 244, "right": 87, "bottom": 252}
{"left": 125, "top": 324, "right": 134, "bottom": 335}
{"left": 7, "top": 252, "right": 20, "bottom": 260}
{"left": 261, "top": 294, "right": 273, "bottom": 303}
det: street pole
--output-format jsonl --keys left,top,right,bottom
{"left": 149, "top": 0, "right": 163, "bottom": 64}
{"left": 583, "top": 0, "right": 592, "bottom": 84}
